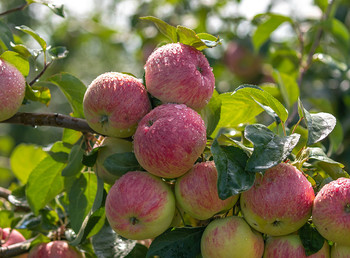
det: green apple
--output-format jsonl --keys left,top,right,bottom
{"left": 331, "top": 243, "right": 350, "bottom": 258}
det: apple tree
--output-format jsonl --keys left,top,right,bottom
{"left": 0, "top": 0, "right": 349, "bottom": 257}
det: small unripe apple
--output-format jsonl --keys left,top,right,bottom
{"left": 240, "top": 163, "right": 315, "bottom": 236}
{"left": 331, "top": 243, "right": 350, "bottom": 258}
{"left": 28, "top": 241, "right": 83, "bottom": 258}
{"left": 133, "top": 103, "right": 207, "bottom": 179}
{"left": 144, "top": 43, "right": 215, "bottom": 110}
{"left": 201, "top": 216, "right": 264, "bottom": 258}
{"left": 0, "top": 59, "right": 26, "bottom": 122}
{"left": 312, "top": 177, "right": 350, "bottom": 246}
{"left": 83, "top": 72, "right": 151, "bottom": 138}
{"left": 0, "top": 228, "right": 27, "bottom": 258}
{"left": 175, "top": 161, "right": 239, "bottom": 220}
{"left": 105, "top": 171, "right": 176, "bottom": 240}
{"left": 94, "top": 137, "right": 133, "bottom": 185}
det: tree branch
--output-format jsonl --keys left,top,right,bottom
{"left": 0, "top": 238, "right": 34, "bottom": 257}
{"left": 1, "top": 112, "right": 97, "bottom": 134}
{"left": 0, "top": 187, "right": 11, "bottom": 199}
{"left": 0, "top": 3, "right": 28, "bottom": 16}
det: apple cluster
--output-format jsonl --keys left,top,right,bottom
{"left": 82, "top": 42, "right": 350, "bottom": 257}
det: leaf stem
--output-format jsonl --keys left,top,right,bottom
{"left": 0, "top": 3, "right": 28, "bottom": 16}
{"left": 29, "top": 61, "right": 52, "bottom": 86}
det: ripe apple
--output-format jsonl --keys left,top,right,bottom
{"left": 240, "top": 163, "right": 315, "bottom": 236}
{"left": 263, "top": 234, "right": 330, "bottom": 258}
{"left": 28, "top": 241, "right": 83, "bottom": 258}
{"left": 0, "top": 58, "right": 26, "bottom": 122}
{"left": 133, "top": 103, "right": 207, "bottom": 179}
{"left": 94, "top": 136, "right": 133, "bottom": 185}
{"left": 144, "top": 43, "right": 215, "bottom": 110}
{"left": 201, "top": 216, "right": 264, "bottom": 258}
{"left": 175, "top": 161, "right": 239, "bottom": 220}
{"left": 105, "top": 171, "right": 176, "bottom": 240}
{"left": 83, "top": 72, "right": 151, "bottom": 138}
{"left": 0, "top": 228, "right": 27, "bottom": 258}
{"left": 312, "top": 177, "right": 350, "bottom": 246}
{"left": 331, "top": 243, "right": 350, "bottom": 258}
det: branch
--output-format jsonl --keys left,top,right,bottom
{"left": 0, "top": 3, "right": 28, "bottom": 16}
{"left": 0, "top": 187, "right": 11, "bottom": 199}
{"left": 29, "top": 62, "right": 52, "bottom": 86}
{"left": 0, "top": 238, "right": 34, "bottom": 257}
{"left": 1, "top": 112, "right": 97, "bottom": 134}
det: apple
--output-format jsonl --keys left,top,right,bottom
{"left": 105, "top": 171, "right": 176, "bottom": 240}
{"left": 28, "top": 241, "right": 83, "bottom": 258}
{"left": 263, "top": 234, "right": 330, "bottom": 258}
{"left": 0, "top": 228, "right": 27, "bottom": 258}
{"left": 175, "top": 161, "right": 239, "bottom": 220}
{"left": 201, "top": 216, "right": 264, "bottom": 258}
{"left": 331, "top": 243, "right": 350, "bottom": 258}
{"left": 0, "top": 58, "right": 26, "bottom": 122}
{"left": 94, "top": 136, "right": 133, "bottom": 185}
{"left": 133, "top": 103, "right": 207, "bottom": 179}
{"left": 240, "top": 163, "right": 315, "bottom": 236}
{"left": 312, "top": 177, "right": 350, "bottom": 246}
{"left": 144, "top": 43, "right": 215, "bottom": 110}
{"left": 83, "top": 72, "right": 151, "bottom": 138}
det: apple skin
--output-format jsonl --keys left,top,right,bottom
{"left": 83, "top": 72, "right": 151, "bottom": 138}
{"left": 175, "top": 161, "right": 239, "bottom": 220}
{"left": 133, "top": 103, "right": 207, "bottom": 179}
{"left": 240, "top": 163, "right": 315, "bottom": 236}
{"left": 263, "top": 234, "right": 330, "bottom": 258}
{"left": 331, "top": 243, "right": 350, "bottom": 258}
{"left": 94, "top": 137, "right": 133, "bottom": 185}
{"left": 0, "top": 59, "right": 26, "bottom": 122}
{"left": 201, "top": 216, "right": 264, "bottom": 258}
{"left": 0, "top": 228, "right": 27, "bottom": 258}
{"left": 312, "top": 177, "right": 350, "bottom": 246}
{"left": 28, "top": 241, "right": 83, "bottom": 258}
{"left": 144, "top": 43, "right": 215, "bottom": 110}
{"left": 105, "top": 171, "right": 176, "bottom": 240}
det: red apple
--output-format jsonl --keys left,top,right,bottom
{"left": 83, "top": 72, "right": 151, "bottom": 138}
{"left": 105, "top": 171, "right": 176, "bottom": 240}
{"left": 312, "top": 177, "right": 350, "bottom": 246}
{"left": 133, "top": 103, "right": 207, "bottom": 179}
{"left": 263, "top": 234, "right": 330, "bottom": 258}
{"left": 201, "top": 216, "right": 264, "bottom": 258}
{"left": 175, "top": 161, "right": 239, "bottom": 220}
{"left": 94, "top": 137, "right": 133, "bottom": 185}
{"left": 0, "top": 58, "right": 26, "bottom": 122}
{"left": 28, "top": 241, "right": 83, "bottom": 258}
{"left": 144, "top": 43, "right": 215, "bottom": 110}
{"left": 0, "top": 228, "right": 27, "bottom": 258}
{"left": 331, "top": 243, "right": 350, "bottom": 258}
{"left": 240, "top": 163, "right": 315, "bottom": 236}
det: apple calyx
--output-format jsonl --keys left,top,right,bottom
{"left": 272, "top": 220, "right": 281, "bottom": 227}
{"left": 100, "top": 115, "right": 109, "bottom": 126}
{"left": 345, "top": 203, "right": 350, "bottom": 213}
{"left": 130, "top": 217, "right": 139, "bottom": 225}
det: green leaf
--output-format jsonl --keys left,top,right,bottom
{"left": 201, "top": 90, "right": 221, "bottom": 137}
{"left": 103, "top": 152, "right": 143, "bottom": 177}
{"left": 140, "top": 16, "right": 177, "bottom": 42}
{"left": 298, "top": 99, "right": 336, "bottom": 146}
{"left": 322, "top": 18, "right": 350, "bottom": 51}
{"left": 0, "top": 51, "right": 30, "bottom": 77}
{"left": 272, "top": 70, "right": 299, "bottom": 109}
{"left": 211, "top": 139, "right": 254, "bottom": 199}
{"left": 15, "top": 25, "right": 47, "bottom": 52}
{"left": 82, "top": 147, "right": 100, "bottom": 167}
{"left": 0, "top": 20, "right": 14, "bottom": 50}
{"left": 0, "top": 210, "right": 14, "bottom": 228}
{"left": 299, "top": 222, "right": 325, "bottom": 256}
{"left": 25, "top": 84, "right": 51, "bottom": 106}
{"left": 48, "top": 73, "right": 86, "bottom": 118}
{"left": 245, "top": 124, "right": 300, "bottom": 172}
{"left": 313, "top": 53, "right": 347, "bottom": 72}
{"left": 147, "top": 227, "right": 205, "bottom": 258}
{"left": 125, "top": 244, "right": 148, "bottom": 258}
{"left": 61, "top": 144, "right": 84, "bottom": 177}
{"left": 10, "top": 144, "right": 48, "bottom": 185}
{"left": 252, "top": 13, "right": 293, "bottom": 51}
{"left": 69, "top": 173, "right": 98, "bottom": 233}
{"left": 62, "top": 129, "right": 82, "bottom": 145}
{"left": 26, "top": 156, "right": 65, "bottom": 215}
{"left": 0, "top": 135, "right": 15, "bottom": 157}
{"left": 48, "top": 46, "right": 69, "bottom": 60}
{"left": 10, "top": 43, "right": 32, "bottom": 58}
{"left": 314, "top": 0, "right": 328, "bottom": 12}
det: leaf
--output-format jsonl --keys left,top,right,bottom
{"left": 299, "top": 222, "right": 325, "bottom": 256}
{"left": 15, "top": 25, "right": 47, "bottom": 52}
{"left": 252, "top": 13, "right": 293, "bottom": 51}
{"left": 200, "top": 90, "right": 222, "bottom": 137}
{"left": 0, "top": 51, "right": 30, "bottom": 77}
{"left": 10, "top": 43, "right": 32, "bottom": 58}
{"left": 272, "top": 70, "right": 300, "bottom": 109}
{"left": 211, "top": 139, "right": 254, "bottom": 199}
{"left": 298, "top": 99, "right": 336, "bottom": 146}
{"left": 82, "top": 147, "right": 100, "bottom": 167}
{"left": 0, "top": 210, "right": 14, "bottom": 228}
{"left": 62, "top": 129, "right": 82, "bottom": 145}
{"left": 245, "top": 124, "right": 300, "bottom": 172}
{"left": 61, "top": 144, "right": 84, "bottom": 177}
{"left": 103, "top": 152, "right": 143, "bottom": 177}
{"left": 125, "top": 244, "right": 148, "bottom": 258}
{"left": 314, "top": 0, "right": 328, "bottom": 12}
{"left": 313, "top": 53, "right": 347, "bottom": 72}
{"left": 48, "top": 73, "right": 86, "bottom": 118}
{"left": 147, "top": 227, "right": 205, "bottom": 258}
{"left": 322, "top": 18, "right": 350, "bottom": 51}
{"left": 0, "top": 20, "right": 14, "bottom": 50}
{"left": 140, "top": 16, "right": 177, "bottom": 42}
{"left": 10, "top": 144, "right": 48, "bottom": 184}
{"left": 25, "top": 84, "right": 51, "bottom": 106}
{"left": 26, "top": 156, "right": 65, "bottom": 215}
{"left": 48, "top": 46, "right": 69, "bottom": 60}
